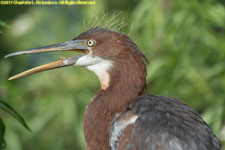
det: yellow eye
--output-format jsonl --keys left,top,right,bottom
{"left": 87, "top": 40, "right": 95, "bottom": 47}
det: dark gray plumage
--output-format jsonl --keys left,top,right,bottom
{"left": 111, "top": 95, "right": 221, "bottom": 150}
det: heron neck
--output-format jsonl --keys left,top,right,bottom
{"left": 83, "top": 56, "right": 146, "bottom": 150}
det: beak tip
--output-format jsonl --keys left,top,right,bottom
{"left": 5, "top": 52, "right": 21, "bottom": 58}
{"left": 5, "top": 54, "right": 13, "bottom": 58}
{"left": 8, "top": 77, "right": 15, "bottom": 80}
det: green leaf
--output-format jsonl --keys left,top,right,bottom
{"left": 0, "top": 95, "right": 31, "bottom": 132}
{"left": 0, "top": 20, "right": 10, "bottom": 34}
{"left": 0, "top": 21, "right": 9, "bottom": 28}
{"left": 0, "top": 119, "right": 5, "bottom": 150}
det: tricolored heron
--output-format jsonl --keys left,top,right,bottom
{"left": 5, "top": 28, "right": 221, "bottom": 150}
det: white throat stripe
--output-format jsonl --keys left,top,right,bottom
{"left": 75, "top": 55, "right": 113, "bottom": 90}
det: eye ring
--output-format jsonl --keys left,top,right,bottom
{"left": 87, "top": 40, "right": 95, "bottom": 47}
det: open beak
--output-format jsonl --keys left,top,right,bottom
{"left": 5, "top": 40, "right": 88, "bottom": 80}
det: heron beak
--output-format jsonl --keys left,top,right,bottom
{"left": 5, "top": 40, "right": 88, "bottom": 80}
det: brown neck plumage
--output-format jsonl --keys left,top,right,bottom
{"left": 83, "top": 38, "right": 147, "bottom": 150}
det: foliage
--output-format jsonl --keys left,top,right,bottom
{"left": 0, "top": 94, "right": 30, "bottom": 131}
{"left": 0, "top": 119, "right": 5, "bottom": 150}
{"left": 0, "top": 21, "right": 9, "bottom": 29}
{"left": 0, "top": 0, "right": 224, "bottom": 149}
{"left": 0, "top": 93, "right": 30, "bottom": 149}
{"left": 0, "top": 20, "right": 9, "bottom": 34}
{"left": 0, "top": 20, "right": 30, "bottom": 149}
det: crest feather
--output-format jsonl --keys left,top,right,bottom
{"left": 84, "top": 11, "right": 126, "bottom": 32}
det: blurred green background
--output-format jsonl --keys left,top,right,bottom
{"left": 0, "top": 0, "right": 225, "bottom": 149}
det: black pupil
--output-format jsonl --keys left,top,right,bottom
{"left": 89, "top": 41, "right": 92, "bottom": 45}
